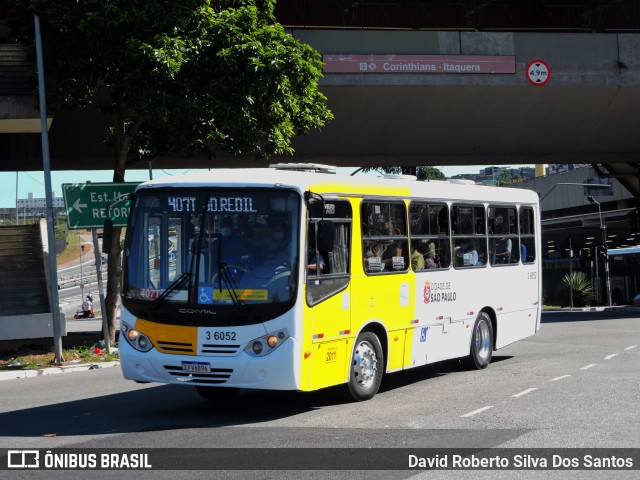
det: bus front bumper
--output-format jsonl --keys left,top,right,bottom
{"left": 119, "top": 337, "right": 299, "bottom": 391}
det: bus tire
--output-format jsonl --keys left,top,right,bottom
{"left": 195, "top": 386, "right": 240, "bottom": 402}
{"left": 465, "top": 312, "right": 493, "bottom": 370}
{"left": 346, "top": 331, "right": 384, "bottom": 401}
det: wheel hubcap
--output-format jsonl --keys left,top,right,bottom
{"left": 353, "top": 341, "right": 377, "bottom": 388}
{"left": 475, "top": 321, "right": 490, "bottom": 360}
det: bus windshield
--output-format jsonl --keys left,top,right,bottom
{"left": 123, "top": 188, "right": 300, "bottom": 307}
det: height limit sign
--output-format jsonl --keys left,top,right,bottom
{"left": 526, "top": 59, "right": 551, "bottom": 86}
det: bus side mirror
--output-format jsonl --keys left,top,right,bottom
{"left": 102, "top": 219, "right": 113, "bottom": 254}
{"left": 316, "top": 220, "right": 334, "bottom": 252}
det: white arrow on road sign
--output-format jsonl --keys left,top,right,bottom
{"left": 73, "top": 198, "right": 88, "bottom": 214}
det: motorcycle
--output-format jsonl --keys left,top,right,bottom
{"left": 74, "top": 305, "right": 95, "bottom": 319}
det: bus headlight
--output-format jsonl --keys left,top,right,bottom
{"left": 244, "top": 329, "right": 289, "bottom": 357}
{"left": 122, "top": 325, "right": 154, "bottom": 352}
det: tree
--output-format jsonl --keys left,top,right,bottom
{"left": 358, "top": 166, "right": 446, "bottom": 181}
{"left": 416, "top": 166, "right": 446, "bottom": 181}
{"left": 557, "top": 271, "right": 593, "bottom": 308}
{"left": 7, "top": 0, "right": 333, "bottom": 341}
{"left": 497, "top": 170, "right": 514, "bottom": 186}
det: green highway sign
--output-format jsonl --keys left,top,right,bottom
{"left": 62, "top": 182, "right": 139, "bottom": 229}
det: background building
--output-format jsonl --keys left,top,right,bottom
{"left": 514, "top": 166, "right": 639, "bottom": 306}
{"left": 15, "top": 192, "right": 65, "bottom": 223}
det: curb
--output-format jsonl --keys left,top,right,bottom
{"left": 0, "top": 361, "right": 120, "bottom": 382}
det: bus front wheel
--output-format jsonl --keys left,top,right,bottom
{"left": 346, "top": 332, "right": 384, "bottom": 401}
{"left": 465, "top": 312, "right": 493, "bottom": 369}
{"left": 195, "top": 386, "right": 240, "bottom": 402}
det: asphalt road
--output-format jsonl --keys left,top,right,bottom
{"left": 1, "top": 309, "right": 638, "bottom": 479}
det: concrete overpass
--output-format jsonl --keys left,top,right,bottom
{"left": 1, "top": 26, "right": 640, "bottom": 195}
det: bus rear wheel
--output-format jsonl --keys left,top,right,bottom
{"left": 465, "top": 312, "right": 493, "bottom": 369}
{"left": 195, "top": 386, "right": 240, "bottom": 402}
{"left": 346, "top": 332, "right": 384, "bottom": 401}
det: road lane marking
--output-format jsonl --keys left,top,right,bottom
{"left": 580, "top": 364, "right": 597, "bottom": 370}
{"left": 551, "top": 375, "right": 571, "bottom": 382}
{"left": 461, "top": 406, "right": 493, "bottom": 418}
{"left": 624, "top": 345, "right": 637, "bottom": 351}
{"left": 604, "top": 354, "right": 619, "bottom": 360}
{"left": 512, "top": 388, "right": 537, "bottom": 398}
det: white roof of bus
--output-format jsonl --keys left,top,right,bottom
{"left": 139, "top": 168, "right": 539, "bottom": 205}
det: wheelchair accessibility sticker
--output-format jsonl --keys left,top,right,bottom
{"left": 198, "top": 287, "right": 214, "bottom": 304}
{"left": 420, "top": 327, "right": 428, "bottom": 342}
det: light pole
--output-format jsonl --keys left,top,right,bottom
{"left": 568, "top": 236, "right": 574, "bottom": 309}
{"left": 80, "top": 243, "right": 85, "bottom": 299}
{"left": 587, "top": 196, "right": 612, "bottom": 306}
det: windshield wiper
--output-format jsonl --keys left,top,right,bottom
{"left": 216, "top": 261, "right": 249, "bottom": 313}
{"left": 151, "top": 272, "right": 191, "bottom": 311}
{"left": 213, "top": 230, "right": 244, "bottom": 309}
{"left": 219, "top": 264, "right": 244, "bottom": 306}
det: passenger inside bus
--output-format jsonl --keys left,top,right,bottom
{"left": 424, "top": 241, "right": 437, "bottom": 269}
{"left": 363, "top": 241, "right": 384, "bottom": 272}
{"left": 381, "top": 223, "right": 404, "bottom": 270}
{"left": 198, "top": 216, "right": 250, "bottom": 281}
{"left": 237, "top": 214, "right": 254, "bottom": 240}
{"left": 412, "top": 241, "right": 438, "bottom": 271}
{"left": 492, "top": 223, "right": 513, "bottom": 264}
{"left": 308, "top": 248, "right": 325, "bottom": 274}
{"left": 262, "top": 219, "right": 291, "bottom": 268}
{"left": 455, "top": 239, "right": 481, "bottom": 267}
{"left": 307, "top": 226, "right": 326, "bottom": 275}
{"left": 200, "top": 216, "right": 248, "bottom": 263}
{"left": 411, "top": 246, "right": 425, "bottom": 270}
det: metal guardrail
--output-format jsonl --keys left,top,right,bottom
{"left": 57, "top": 270, "right": 98, "bottom": 289}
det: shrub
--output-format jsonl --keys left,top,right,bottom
{"left": 557, "top": 271, "right": 593, "bottom": 307}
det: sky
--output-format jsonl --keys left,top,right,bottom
{"left": 0, "top": 164, "right": 508, "bottom": 208}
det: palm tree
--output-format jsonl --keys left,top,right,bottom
{"left": 558, "top": 271, "right": 594, "bottom": 307}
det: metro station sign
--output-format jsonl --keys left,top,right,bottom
{"left": 62, "top": 182, "right": 139, "bottom": 229}
{"left": 323, "top": 54, "right": 516, "bottom": 74}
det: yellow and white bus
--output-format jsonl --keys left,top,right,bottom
{"left": 116, "top": 164, "right": 541, "bottom": 401}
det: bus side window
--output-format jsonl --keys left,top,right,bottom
{"left": 306, "top": 200, "right": 352, "bottom": 306}
{"left": 520, "top": 206, "right": 536, "bottom": 263}
{"left": 452, "top": 204, "right": 487, "bottom": 268}
{"left": 362, "top": 201, "right": 408, "bottom": 273}
{"left": 488, "top": 205, "right": 520, "bottom": 266}
{"left": 409, "top": 202, "right": 450, "bottom": 271}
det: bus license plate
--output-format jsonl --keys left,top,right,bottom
{"left": 181, "top": 361, "right": 211, "bottom": 373}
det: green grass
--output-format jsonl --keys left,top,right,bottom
{"left": 0, "top": 343, "right": 118, "bottom": 371}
